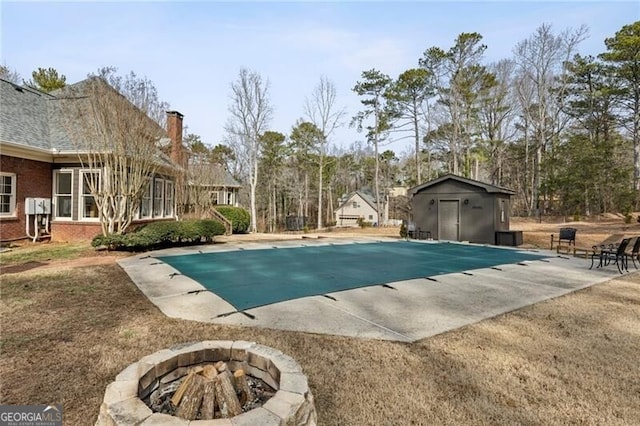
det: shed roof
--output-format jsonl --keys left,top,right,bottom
{"left": 409, "top": 174, "right": 515, "bottom": 196}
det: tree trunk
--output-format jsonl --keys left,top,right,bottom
{"left": 250, "top": 159, "right": 258, "bottom": 233}
{"left": 317, "top": 155, "right": 323, "bottom": 229}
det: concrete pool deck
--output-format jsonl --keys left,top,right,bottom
{"left": 118, "top": 236, "right": 624, "bottom": 342}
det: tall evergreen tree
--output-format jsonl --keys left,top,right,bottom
{"left": 600, "top": 21, "right": 640, "bottom": 191}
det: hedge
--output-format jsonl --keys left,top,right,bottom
{"left": 215, "top": 206, "right": 250, "bottom": 234}
{"left": 92, "top": 219, "right": 226, "bottom": 251}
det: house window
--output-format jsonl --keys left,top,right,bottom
{"left": 80, "top": 171, "right": 100, "bottom": 219}
{"left": 500, "top": 200, "right": 506, "bottom": 223}
{"left": 227, "top": 191, "right": 233, "bottom": 205}
{"left": 352, "top": 201, "right": 358, "bottom": 208}
{"left": 368, "top": 215, "right": 373, "bottom": 220}
{"left": 54, "top": 171, "right": 72, "bottom": 218}
{"left": 164, "top": 181, "right": 174, "bottom": 217}
{"left": 211, "top": 191, "right": 219, "bottom": 205}
{"left": 0, "top": 172, "right": 16, "bottom": 216}
{"left": 139, "top": 179, "right": 152, "bottom": 219}
{"left": 153, "top": 178, "right": 164, "bottom": 217}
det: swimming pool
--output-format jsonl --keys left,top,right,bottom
{"left": 157, "top": 241, "right": 547, "bottom": 311}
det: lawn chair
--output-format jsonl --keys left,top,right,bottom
{"left": 590, "top": 237, "right": 631, "bottom": 274}
{"left": 550, "top": 227, "right": 577, "bottom": 253}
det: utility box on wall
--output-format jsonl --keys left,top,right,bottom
{"left": 25, "top": 198, "right": 51, "bottom": 215}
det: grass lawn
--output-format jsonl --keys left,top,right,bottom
{"left": 1, "top": 223, "right": 639, "bottom": 425}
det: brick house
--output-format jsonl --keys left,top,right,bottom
{"left": 0, "top": 77, "right": 185, "bottom": 242}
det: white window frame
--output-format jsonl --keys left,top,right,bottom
{"left": 164, "top": 180, "right": 174, "bottom": 217}
{"left": 138, "top": 178, "right": 153, "bottom": 219}
{"left": 0, "top": 172, "right": 16, "bottom": 217}
{"left": 226, "top": 191, "right": 233, "bottom": 205}
{"left": 79, "top": 169, "right": 101, "bottom": 221}
{"left": 153, "top": 178, "right": 165, "bottom": 218}
{"left": 52, "top": 170, "right": 73, "bottom": 220}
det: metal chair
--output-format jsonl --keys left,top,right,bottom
{"left": 625, "top": 237, "right": 640, "bottom": 269}
{"left": 590, "top": 238, "right": 631, "bottom": 274}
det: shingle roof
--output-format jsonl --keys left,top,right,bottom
{"left": 336, "top": 190, "right": 380, "bottom": 212}
{"left": 188, "top": 163, "right": 241, "bottom": 188}
{"left": 409, "top": 174, "right": 515, "bottom": 196}
{"left": 0, "top": 77, "right": 169, "bottom": 155}
{"left": 0, "top": 78, "right": 54, "bottom": 149}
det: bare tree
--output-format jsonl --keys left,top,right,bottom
{"left": 225, "top": 68, "right": 273, "bottom": 233}
{"left": 58, "top": 77, "right": 167, "bottom": 235}
{"left": 90, "top": 67, "right": 170, "bottom": 128}
{"left": 513, "top": 23, "right": 588, "bottom": 215}
{"left": 478, "top": 59, "right": 518, "bottom": 184}
{"left": 0, "top": 65, "right": 22, "bottom": 84}
{"left": 304, "top": 76, "right": 346, "bottom": 229}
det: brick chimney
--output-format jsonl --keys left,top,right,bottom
{"left": 166, "top": 111, "right": 184, "bottom": 167}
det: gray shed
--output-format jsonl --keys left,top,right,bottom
{"left": 409, "top": 174, "right": 517, "bottom": 245}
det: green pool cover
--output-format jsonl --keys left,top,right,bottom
{"left": 157, "top": 241, "right": 548, "bottom": 311}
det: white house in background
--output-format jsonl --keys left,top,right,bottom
{"left": 334, "top": 190, "right": 384, "bottom": 227}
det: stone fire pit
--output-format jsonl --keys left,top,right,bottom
{"left": 96, "top": 341, "right": 317, "bottom": 425}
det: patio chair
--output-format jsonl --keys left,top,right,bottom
{"left": 625, "top": 237, "right": 640, "bottom": 270}
{"left": 550, "top": 227, "right": 577, "bottom": 253}
{"left": 590, "top": 237, "right": 631, "bottom": 274}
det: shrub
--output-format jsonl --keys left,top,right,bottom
{"left": 215, "top": 206, "right": 250, "bottom": 233}
{"left": 357, "top": 217, "right": 372, "bottom": 228}
{"left": 399, "top": 222, "right": 407, "bottom": 238}
{"left": 91, "top": 219, "right": 226, "bottom": 251}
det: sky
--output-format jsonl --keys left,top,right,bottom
{"left": 1, "top": 1, "right": 638, "bottom": 155}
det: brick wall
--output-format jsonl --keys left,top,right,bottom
{"left": 0, "top": 155, "right": 52, "bottom": 241}
{"left": 50, "top": 222, "right": 103, "bottom": 242}
{"left": 51, "top": 218, "right": 176, "bottom": 242}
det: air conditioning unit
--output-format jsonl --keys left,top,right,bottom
{"left": 25, "top": 198, "right": 52, "bottom": 215}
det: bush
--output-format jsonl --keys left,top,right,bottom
{"left": 215, "top": 206, "right": 250, "bottom": 233}
{"left": 91, "top": 219, "right": 226, "bottom": 251}
{"left": 357, "top": 217, "right": 372, "bottom": 228}
{"left": 399, "top": 222, "right": 407, "bottom": 238}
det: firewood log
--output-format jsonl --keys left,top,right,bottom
{"left": 170, "top": 370, "right": 195, "bottom": 406}
{"left": 200, "top": 379, "right": 217, "bottom": 420}
{"left": 214, "top": 371, "right": 242, "bottom": 417}
{"left": 233, "top": 369, "right": 253, "bottom": 405}
{"left": 175, "top": 374, "right": 205, "bottom": 420}
{"left": 202, "top": 364, "right": 218, "bottom": 380}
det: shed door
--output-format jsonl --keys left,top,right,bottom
{"left": 439, "top": 200, "right": 459, "bottom": 241}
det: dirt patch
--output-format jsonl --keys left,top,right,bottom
{"left": 0, "top": 256, "right": 118, "bottom": 275}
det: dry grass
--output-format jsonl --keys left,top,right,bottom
{"left": 1, "top": 219, "right": 639, "bottom": 425}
